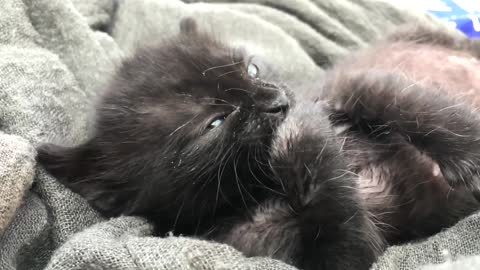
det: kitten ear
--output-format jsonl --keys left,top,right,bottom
{"left": 179, "top": 17, "right": 198, "bottom": 35}
{"left": 36, "top": 142, "right": 128, "bottom": 216}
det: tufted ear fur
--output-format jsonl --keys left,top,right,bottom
{"left": 36, "top": 142, "right": 132, "bottom": 216}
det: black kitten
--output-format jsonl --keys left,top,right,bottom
{"left": 37, "top": 20, "right": 480, "bottom": 270}
{"left": 37, "top": 18, "right": 379, "bottom": 269}
{"left": 37, "top": 18, "right": 292, "bottom": 234}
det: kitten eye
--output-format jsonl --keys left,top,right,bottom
{"left": 208, "top": 116, "right": 225, "bottom": 129}
{"left": 247, "top": 63, "right": 259, "bottom": 78}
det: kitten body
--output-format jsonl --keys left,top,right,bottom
{"left": 37, "top": 21, "right": 480, "bottom": 270}
{"left": 312, "top": 26, "right": 480, "bottom": 243}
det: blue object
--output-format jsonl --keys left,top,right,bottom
{"left": 424, "top": 0, "right": 480, "bottom": 38}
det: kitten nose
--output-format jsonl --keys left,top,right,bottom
{"left": 261, "top": 91, "right": 289, "bottom": 114}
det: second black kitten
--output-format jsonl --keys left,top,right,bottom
{"left": 36, "top": 19, "right": 480, "bottom": 270}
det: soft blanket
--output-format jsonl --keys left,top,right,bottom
{"left": 0, "top": 0, "right": 478, "bottom": 269}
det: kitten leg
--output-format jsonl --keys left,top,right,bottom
{"left": 324, "top": 69, "right": 480, "bottom": 190}
{"left": 213, "top": 199, "right": 303, "bottom": 266}
{"left": 271, "top": 106, "right": 385, "bottom": 270}
{"left": 351, "top": 140, "right": 480, "bottom": 243}
{"left": 392, "top": 146, "right": 480, "bottom": 241}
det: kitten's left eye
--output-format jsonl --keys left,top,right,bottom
{"left": 208, "top": 116, "right": 225, "bottom": 129}
{"left": 247, "top": 63, "right": 259, "bottom": 78}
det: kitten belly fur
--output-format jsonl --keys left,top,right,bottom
{"left": 328, "top": 39, "right": 480, "bottom": 242}
{"left": 343, "top": 39, "right": 480, "bottom": 214}
{"left": 345, "top": 136, "right": 454, "bottom": 242}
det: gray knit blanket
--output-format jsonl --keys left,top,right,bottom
{"left": 1, "top": 0, "right": 479, "bottom": 269}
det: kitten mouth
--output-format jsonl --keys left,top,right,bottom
{"left": 261, "top": 90, "right": 291, "bottom": 116}
{"left": 264, "top": 104, "right": 289, "bottom": 115}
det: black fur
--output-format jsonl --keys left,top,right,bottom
{"left": 316, "top": 25, "right": 480, "bottom": 243}
{"left": 37, "top": 21, "right": 480, "bottom": 270}
{"left": 37, "top": 22, "right": 291, "bottom": 235}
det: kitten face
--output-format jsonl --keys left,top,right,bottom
{"left": 37, "top": 19, "right": 292, "bottom": 234}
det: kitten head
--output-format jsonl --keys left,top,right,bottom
{"left": 37, "top": 18, "right": 292, "bottom": 234}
